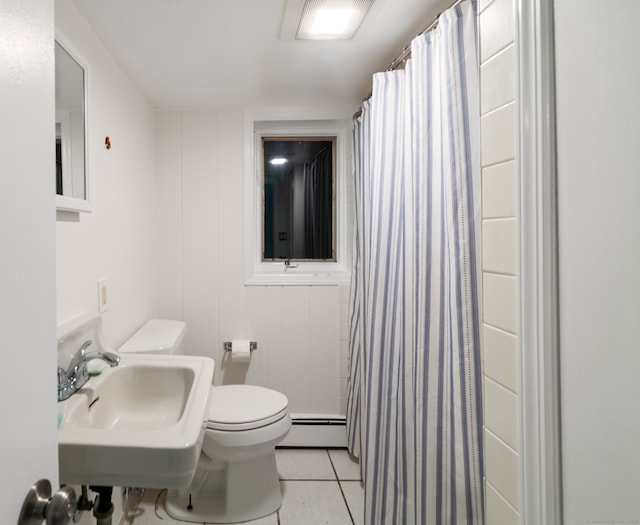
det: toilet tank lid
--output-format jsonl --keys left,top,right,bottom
{"left": 119, "top": 319, "right": 186, "bottom": 354}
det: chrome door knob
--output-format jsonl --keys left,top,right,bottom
{"left": 18, "top": 479, "right": 77, "bottom": 525}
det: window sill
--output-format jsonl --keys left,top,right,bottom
{"left": 244, "top": 264, "right": 351, "bottom": 286}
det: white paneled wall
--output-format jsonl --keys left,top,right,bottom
{"left": 155, "top": 110, "right": 348, "bottom": 416}
{"left": 337, "top": 283, "right": 351, "bottom": 414}
{"left": 479, "top": 0, "right": 520, "bottom": 523}
{"left": 154, "top": 111, "right": 183, "bottom": 320}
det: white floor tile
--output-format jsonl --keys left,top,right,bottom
{"left": 328, "top": 449, "right": 361, "bottom": 481}
{"left": 205, "top": 512, "right": 278, "bottom": 525}
{"left": 340, "top": 482, "right": 365, "bottom": 525}
{"left": 130, "top": 450, "right": 360, "bottom": 524}
{"left": 128, "top": 488, "right": 277, "bottom": 525}
{"left": 127, "top": 489, "right": 193, "bottom": 524}
{"left": 277, "top": 449, "right": 336, "bottom": 480}
{"left": 279, "top": 481, "right": 353, "bottom": 525}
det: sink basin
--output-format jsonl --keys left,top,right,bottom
{"left": 58, "top": 350, "right": 214, "bottom": 488}
{"left": 66, "top": 364, "right": 194, "bottom": 431}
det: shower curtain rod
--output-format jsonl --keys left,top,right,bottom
{"left": 384, "top": 0, "right": 464, "bottom": 71}
{"left": 353, "top": 0, "right": 464, "bottom": 119}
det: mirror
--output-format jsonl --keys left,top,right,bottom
{"left": 262, "top": 137, "right": 335, "bottom": 261}
{"left": 55, "top": 36, "right": 90, "bottom": 212}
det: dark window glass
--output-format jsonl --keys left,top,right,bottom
{"left": 263, "top": 137, "right": 335, "bottom": 261}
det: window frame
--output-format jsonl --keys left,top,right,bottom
{"left": 244, "top": 111, "right": 352, "bottom": 285}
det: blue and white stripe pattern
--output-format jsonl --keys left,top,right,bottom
{"left": 346, "top": 2, "right": 483, "bottom": 523}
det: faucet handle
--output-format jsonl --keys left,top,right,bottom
{"left": 57, "top": 367, "right": 67, "bottom": 388}
{"left": 76, "top": 340, "right": 92, "bottom": 358}
{"left": 67, "top": 340, "right": 93, "bottom": 371}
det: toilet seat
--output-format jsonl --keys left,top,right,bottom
{"left": 206, "top": 385, "right": 289, "bottom": 432}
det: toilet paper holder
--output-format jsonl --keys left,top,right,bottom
{"left": 223, "top": 341, "right": 257, "bottom": 352}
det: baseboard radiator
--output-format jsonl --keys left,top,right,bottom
{"left": 279, "top": 414, "right": 347, "bottom": 448}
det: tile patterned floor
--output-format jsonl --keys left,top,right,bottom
{"left": 125, "top": 448, "right": 364, "bottom": 525}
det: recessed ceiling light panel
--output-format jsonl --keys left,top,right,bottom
{"left": 296, "top": 0, "right": 374, "bottom": 40}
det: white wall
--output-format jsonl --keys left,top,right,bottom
{"left": 53, "top": 2, "right": 354, "bottom": 417}
{"left": 155, "top": 110, "right": 351, "bottom": 415}
{"left": 479, "top": 0, "right": 521, "bottom": 523}
{"left": 52, "top": 3, "right": 159, "bottom": 521}
{"left": 55, "top": 0, "right": 157, "bottom": 347}
{"left": 555, "top": 1, "right": 640, "bottom": 522}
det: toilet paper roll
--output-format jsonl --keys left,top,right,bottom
{"left": 230, "top": 339, "right": 251, "bottom": 363}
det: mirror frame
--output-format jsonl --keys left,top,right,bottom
{"left": 55, "top": 31, "right": 91, "bottom": 213}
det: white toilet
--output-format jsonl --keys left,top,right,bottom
{"left": 119, "top": 319, "right": 291, "bottom": 523}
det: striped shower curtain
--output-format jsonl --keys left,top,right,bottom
{"left": 304, "top": 147, "right": 333, "bottom": 259}
{"left": 346, "top": 1, "right": 483, "bottom": 523}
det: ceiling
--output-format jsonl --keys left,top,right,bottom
{"left": 72, "top": 0, "right": 453, "bottom": 110}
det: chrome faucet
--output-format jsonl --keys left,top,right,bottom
{"left": 57, "top": 340, "right": 120, "bottom": 401}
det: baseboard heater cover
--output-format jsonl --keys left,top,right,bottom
{"left": 279, "top": 414, "right": 347, "bottom": 448}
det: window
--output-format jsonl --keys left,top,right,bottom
{"left": 262, "top": 137, "right": 336, "bottom": 261}
{"left": 244, "top": 114, "right": 351, "bottom": 285}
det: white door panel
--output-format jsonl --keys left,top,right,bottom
{"left": 0, "top": 0, "right": 58, "bottom": 520}
{"left": 555, "top": 1, "right": 640, "bottom": 522}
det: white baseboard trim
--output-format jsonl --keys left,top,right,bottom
{"left": 279, "top": 414, "right": 347, "bottom": 448}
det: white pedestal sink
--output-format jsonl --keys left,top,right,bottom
{"left": 56, "top": 315, "right": 214, "bottom": 488}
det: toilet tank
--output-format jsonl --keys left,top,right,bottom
{"left": 118, "top": 319, "right": 186, "bottom": 355}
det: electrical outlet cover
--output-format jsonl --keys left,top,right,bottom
{"left": 97, "top": 277, "right": 109, "bottom": 313}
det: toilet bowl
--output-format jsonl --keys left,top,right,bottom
{"left": 119, "top": 320, "right": 291, "bottom": 523}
